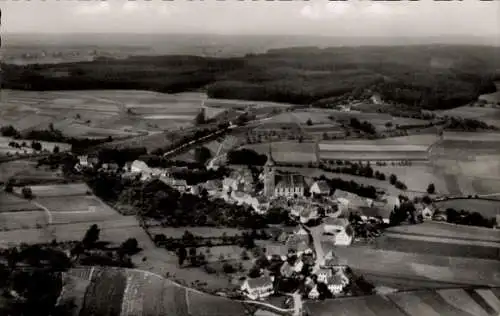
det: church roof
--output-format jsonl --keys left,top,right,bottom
{"left": 275, "top": 174, "right": 305, "bottom": 189}
{"left": 265, "top": 145, "right": 276, "bottom": 167}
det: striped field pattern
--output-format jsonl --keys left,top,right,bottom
{"left": 306, "top": 287, "right": 500, "bottom": 316}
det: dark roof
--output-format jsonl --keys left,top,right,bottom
{"left": 313, "top": 180, "right": 330, "bottom": 193}
{"left": 359, "top": 206, "right": 392, "bottom": 219}
{"left": 275, "top": 174, "right": 305, "bottom": 189}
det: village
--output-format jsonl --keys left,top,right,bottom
{"left": 70, "top": 145, "right": 441, "bottom": 304}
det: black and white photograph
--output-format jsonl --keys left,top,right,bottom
{"left": 0, "top": 0, "right": 499, "bottom": 315}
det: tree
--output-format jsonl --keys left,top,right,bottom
{"left": 194, "top": 109, "right": 206, "bottom": 125}
{"left": 306, "top": 118, "right": 313, "bottom": 126}
{"left": 120, "top": 238, "right": 139, "bottom": 255}
{"left": 223, "top": 262, "right": 236, "bottom": 274}
{"left": 82, "top": 224, "right": 100, "bottom": 248}
{"left": 177, "top": 247, "right": 187, "bottom": 266}
{"left": 21, "top": 186, "right": 33, "bottom": 199}
{"left": 31, "top": 141, "right": 42, "bottom": 151}
{"left": 194, "top": 146, "right": 212, "bottom": 165}
{"left": 389, "top": 174, "right": 397, "bottom": 185}
{"left": 5, "top": 180, "right": 14, "bottom": 193}
{"left": 53, "top": 146, "right": 60, "bottom": 154}
{"left": 426, "top": 183, "right": 436, "bottom": 194}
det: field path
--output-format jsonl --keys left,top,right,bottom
{"left": 31, "top": 200, "right": 53, "bottom": 224}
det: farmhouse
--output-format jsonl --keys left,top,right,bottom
{"left": 316, "top": 268, "right": 334, "bottom": 284}
{"left": 77, "top": 154, "right": 98, "bottom": 168}
{"left": 333, "top": 189, "right": 373, "bottom": 213}
{"left": 240, "top": 276, "right": 275, "bottom": 300}
{"left": 310, "top": 180, "right": 330, "bottom": 196}
{"left": 326, "top": 273, "right": 349, "bottom": 295}
{"left": 280, "top": 257, "right": 304, "bottom": 277}
{"left": 323, "top": 218, "right": 354, "bottom": 246}
{"left": 202, "top": 179, "right": 222, "bottom": 195}
{"left": 308, "top": 285, "right": 320, "bottom": 299}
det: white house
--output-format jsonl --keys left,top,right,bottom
{"left": 326, "top": 272, "right": 349, "bottom": 295}
{"left": 240, "top": 276, "right": 274, "bottom": 300}
{"left": 299, "top": 206, "right": 319, "bottom": 224}
{"left": 310, "top": 180, "right": 330, "bottom": 196}
{"left": 323, "top": 218, "right": 353, "bottom": 246}
{"left": 308, "top": 285, "right": 320, "bottom": 300}
{"left": 280, "top": 259, "right": 304, "bottom": 278}
{"left": 316, "top": 268, "right": 333, "bottom": 284}
{"left": 223, "top": 177, "right": 239, "bottom": 192}
{"left": 160, "top": 176, "right": 188, "bottom": 192}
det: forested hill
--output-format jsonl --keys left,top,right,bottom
{"left": 3, "top": 45, "right": 500, "bottom": 110}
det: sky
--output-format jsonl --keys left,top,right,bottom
{"left": 1, "top": 0, "right": 499, "bottom": 38}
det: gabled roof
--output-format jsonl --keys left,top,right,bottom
{"left": 333, "top": 190, "right": 372, "bottom": 207}
{"left": 359, "top": 207, "right": 392, "bottom": 219}
{"left": 313, "top": 180, "right": 330, "bottom": 193}
{"left": 247, "top": 276, "right": 273, "bottom": 289}
{"left": 317, "top": 268, "right": 333, "bottom": 277}
{"left": 327, "top": 274, "right": 343, "bottom": 285}
{"left": 204, "top": 180, "right": 222, "bottom": 190}
{"left": 275, "top": 174, "right": 305, "bottom": 189}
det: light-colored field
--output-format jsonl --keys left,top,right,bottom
{"left": 241, "top": 141, "right": 318, "bottom": 164}
{"left": 0, "top": 210, "right": 47, "bottom": 230}
{"left": 386, "top": 222, "right": 500, "bottom": 243}
{"left": 321, "top": 134, "right": 439, "bottom": 147}
{"left": 442, "top": 131, "right": 500, "bottom": 142}
{"left": 0, "top": 136, "right": 71, "bottom": 156}
{"left": 319, "top": 151, "right": 429, "bottom": 161}
{"left": 434, "top": 199, "right": 500, "bottom": 218}
{"left": 374, "top": 165, "right": 449, "bottom": 194}
{"left": 319, "top": 144, "right": 429, "bottom": 152}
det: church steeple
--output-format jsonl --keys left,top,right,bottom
{"left": 265, "top": 144, "right": 275, "bottom": 167}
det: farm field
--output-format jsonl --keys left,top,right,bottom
{"left": 373, "top": 164, "right": 449, "bottom": 194}
{"left": 441, "top": 105, "right": 500, "bottom": 127}
{"left": 241, "top": 141, "right": 318, "bottom": 164}
{"left": 320, "top": 134, "right": 439, "bottom": 147}
{"left": 306, "top": 287, "right": 500, "bottom": 316}
{"left": 14, "top": 182, "right": 91, "bottom": 197}
{"left": 0, "top": 210, "right": 47, "bottom": 230}
{"left": 332, "top": 246, "right": 500, "bottom": 288}
{"left": 61, "top": 267, "right": 253, "bottom": 316}
{"left": 435, "top": 199, "right": 500, "bottom": 219}
{"left": 0, "top": 136, "right": 71, "bottom": 156}
{"left": 386, "top": 221, "right": 500, "bottom": 243}
{"left": 0, "top": 192, "right": 40, "bottom": 212}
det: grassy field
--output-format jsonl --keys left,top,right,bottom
{"left": 0, "top": 136, "right": 71, "bottom": 156}
{"left": 0, "top": 160, "right": 66, "bottom": 185}
{"left": 373, "top": 164, "right": 448, "bottom": 194}
{"left": 441, "top": 106, "right": 500, "bottom": 127}
{"left": 0, "top": 192, "right": 40, "bottom": 212}
{"left": 15, "top": 183, "right": 91, "bottom": 197}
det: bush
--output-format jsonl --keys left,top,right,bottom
{"left": 21, "top": 186, "right": 33, "bottom": 199}
{"left": 223, "top": 262, "right": 236, "bottom": 274}
{"left": 426, "top": 183, "right": 435, "bottom": 194}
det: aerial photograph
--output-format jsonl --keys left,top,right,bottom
{"left": 0, "top": 0, "right": 499, "bottom": 315}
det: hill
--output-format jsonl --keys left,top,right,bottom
{"left": 2, "top": 45, "right": 500, "bottom": 110}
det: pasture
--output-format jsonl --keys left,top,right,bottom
{"left": 0, "top": 136, "right": 71, "bottom": 156}
{"left": 15, "top": 182, "right": 91, "bottom": 197}
{"left": 373, "top": 164, "right": 448, "bottom": 194}
{"left": 442, "top": 105, "right": 500, "bottom": 127}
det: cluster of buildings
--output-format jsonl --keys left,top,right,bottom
{"left": 240, "top": 247, "right": 352, "bottom": 301}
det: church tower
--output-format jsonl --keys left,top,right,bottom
{"left": 263, "top": 144, "right": 276, "bottom": 197}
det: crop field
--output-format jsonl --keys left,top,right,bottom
{"left": 442, "top": 105, "right": 500, "bottom": 127}
{"left": 434, "top": 199, "right": 500, "bottom": 218}
{"left": 373, "top": 164, "right": 449, "bottom": 194}
{"left": 332, "top": 246, "right": 500, "bottom": 287}
{"left": 0, "top": 136, "right": 71, "bottom": 156}
{"left": 242, "top": 141, "right": 318, "bottom": 164}
{"left": 0, "top": 160, "right": 40, "bottom": 183}
{"left": 386, "top": 222, "right": 500, "bottom": 243}
{"left": 306, "top": 287, "right": 500, "bottom": 316}
{"left": 57, "top": 274, "right": 91, "bottom": 316}
{"left": 61, "top": 267, "right": 251, "bottom": 316}
{"left": 80, "top": 268, "right": 127, "bottom": 316}
{"left": 0, "top": 192, "right": 40, "bottom": 212}
{"left": 16, "top": 183, "right": 91, "bottom": 197}
{"left": 0, "top": 211, "right": 47, "bottom": 230}
{"left": 319, "top": 150, "right": 429, "bottom": 161}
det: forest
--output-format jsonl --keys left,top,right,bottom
{"left": 2, "top": 45, "right": 500, "bottom": 110}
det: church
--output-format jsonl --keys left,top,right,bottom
{"left": 262, "top": 146, "right": 306, "bottom": 198}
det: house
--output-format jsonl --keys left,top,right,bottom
{"left": 418, "top": 204, "right": 435, "bottom": 220}
{"left": 432, "top": 209, "right": 447, "bottom": 221}
{"left": 310, "top": 180, "right": 330, "bottom": 196}
{"left": 358, "top": 206, "right": 391, "bottom": 224}
{"left": 326, "top": 273, "right": 349, "bottom": 295}
{"left": 323, "top": 218, "right": 353, "bottom": 246}
{"left": 101, "top": 163, "right": 119, "bottom": 172}
{"left": 202, "top": 180, "right": 222, "bottom": 195}
{"left": 160, "top": 176, "right": 188, "bottom": 192}
{"left": 316, "top": 268, "right": 333, "bottom": 284}
{"left": 122, "top": 161, "right": 133, "bottom": 172}
{"left": 370, "top": 94, "right": 383, "bottom": 105}
{"left": 299, "top": 206, "right": 319, "bottom": 224}
{"left": 332, "top": 189, "right": 373, "bottom": 213}
{"left": 308, "top": 285, "right": 320, "bottom": 299}
{"left": 240, "top": 276, "right": 274, "bottom": 300}
{"left": 223, "top": 177, "right": 239, "bottom": 192}
{"left": 280, "top": 258, "right": 303, "bottom": 278}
